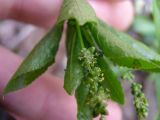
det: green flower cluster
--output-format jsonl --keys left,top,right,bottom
{"left": 122, "top": 70, "right": 134, "bottom": 82}
{"left": 79, "top": 47, "right": 110, "bottom": 119}
{"left": 131, "top": 82, "right": 149, "bottom": 120}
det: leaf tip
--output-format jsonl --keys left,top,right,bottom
{"left": 3, "top": 85, "right": 12, "bottom": 95}
{"left": 63, "top": 86, "right": 74, "bottom": 95}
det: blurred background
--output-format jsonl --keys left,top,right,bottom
{"left": 0, "top": 0, "right": 160, "bottom": 120}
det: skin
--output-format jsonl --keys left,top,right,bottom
{"left": 0, "top": 0, "right": 134, "bottom": 120}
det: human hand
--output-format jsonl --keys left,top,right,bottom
{"left": 0, "top": 0, "right": 134, "bottom": 120}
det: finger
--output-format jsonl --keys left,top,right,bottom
{"left": 0, "top": 46, "right": 122, "bottom": 120}
{"left": 0, "top": 0, "right": 63, "bottom": 28}
{"left": 89, "top": 0, "right": 134, "bottom": 31}
{"left": 0, "top": 0, "right": 134, "bottom": 30}
{"left": 95, "top": 102, "right": 122, "bottom": 120}
{"left": 0, "top": 46, "right": 76, "bottom": 120}
{"left": 106, "top": 102, "right": 122, "bottom": 120}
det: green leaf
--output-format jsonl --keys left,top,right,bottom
{"left": 151, "top": 2, "right": 160, "bottom": 118}
{"left": 150, "top": 74, "right": 160, "bottom": 110}
{"left": 153, "top": 0, "right": 160, "bottom": 42}
{"left": 133, "top": 16, "right": 155, "bottom": 36}
{"left": 156, "top": 114, "right": 160, "bottom": 120}
{"left": 87, "top": 20, "right": 160, "bottom": 72}
{"left": 155, "top": 78, "right": 160, "bottom": 111}
{"left": 98, "top": 56, "right": 125, "bottom": 104}
{"left": 76, "top": 82, "right": 93, "bottom": 120}
{"left": 4, "top": 23, "right": 64, "bottom": 94}
{"left": 57, "top": 0, "right": 97, "bottom": 25}
{"left": 64, "top": 21, "right": 84, "bottom": 95}
{"left": 148, "top": 73, "right": 160, "bottom": 120}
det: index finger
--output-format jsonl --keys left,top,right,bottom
{"left": 0, "top": 46, "right": 122, "bottom": 120}
{"left": 0, "top": 0, "right": 134, "bottom": 30}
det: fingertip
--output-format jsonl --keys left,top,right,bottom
{"left": 0, "top": 46, "right": 21, "bottom": 93}
{"left": 107, "top": 102, "right": 122, "bottom": 120}
{"left": 94, "top": 102, "right": 122, "bottom": 120}
{"left": 5, "top": 0, "right": 63, "bottom": 28}
{"left": 90, "top": 0, "right": 134, "bottom": 31}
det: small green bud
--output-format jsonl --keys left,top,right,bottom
{"left": 123, "top": 70, "right": 134, "bottom": 81}
{"left": 79, "top": 47, "right": 110, "bottom": 119}
{"left": 131, "top": 82, "right": 149, "bottom": 120}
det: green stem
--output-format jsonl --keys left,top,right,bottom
{"left": 82, "top": 27, "right": 101, "bottom": 53}
{"left": 76, "top": 22, "right": 85, "bottom": 48}
{"left": 81, "top": 28, "right": 94, "bottom": 46}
